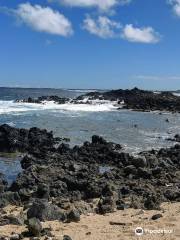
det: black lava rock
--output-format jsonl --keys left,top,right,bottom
{"left": 27, "top": 217, "right": 42, "bottom": 236}
{"left": 151, "top": 213, "right": 163, "bottom": 220}
{"left": 27, "top": 199, "right": 65, "bottom": 222}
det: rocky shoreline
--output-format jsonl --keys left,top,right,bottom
{"left": 0, "top": 124, "right": 180, "bottom": 238}
{"left": 16, "top": 96, "right": 70, "bottom": 105}
{"left": 15, "top": 88, "right": 180, "bottom": 113}
{"left": 76, "top": 87, "right": 180, "bottom": 112}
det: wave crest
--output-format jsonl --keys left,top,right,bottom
{"left": 0, "top": 100, "right": 118, "bottom": 114}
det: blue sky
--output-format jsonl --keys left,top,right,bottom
{"left": 0, "top": 0, "right": 180, "bottom": 90}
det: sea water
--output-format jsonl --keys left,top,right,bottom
{"left": 0, "top": 87, "right": 180, "bottom": 182}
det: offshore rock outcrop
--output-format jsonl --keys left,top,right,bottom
{"left": 167, "top": 134, "right": 180, "bottom": 143}
{"left": 0, "top": 125, "right": 180, "bottom": 224}
{"left": 16, "top": 95, "right": 70, "bottom": 104}
{"left": 76, "top": 87, "right": 180, "bottom": 112}
{"left": 16, "top": 88, "right": 180, "bottom": 112}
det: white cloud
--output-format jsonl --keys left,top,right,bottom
{"left": 82, "top": 17, "right": 161, "bottom": 43}
{"left": 82, "top": 15, "right": 121, "bottom": 38}
{"left": 55, "top": 0, "right": 131, "bottom": 12}
{"left": 122, "top": 24, "right": 161, "bottom": 43}
{"left": 15, "top": 3, "right": 73, "bottom": 36}
{"left": 168, "top": 0, "right": 180, "bottom": 17}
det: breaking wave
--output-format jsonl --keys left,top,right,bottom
{"left": 0, "top": 100, "right": 119, "bottom": 114}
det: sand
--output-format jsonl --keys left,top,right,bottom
{"left": 0, "top": 202, "right": 180, "bottom": 240}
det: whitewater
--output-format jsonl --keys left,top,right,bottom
{"left": 0, "top": 100, "right": 118, "bottom": 115}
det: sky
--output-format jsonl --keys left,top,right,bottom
{"left": 0, "top": 0, "right": 180, "bottom": 90}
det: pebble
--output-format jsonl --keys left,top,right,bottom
{"left": 151, "top": 213, "right": 163, "bottom": 220}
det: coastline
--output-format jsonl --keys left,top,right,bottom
{"left": 0, "top": 88, "right": 180, "bottom": 239}
{"left": 0, "top": 122, "right": 179, "bottom": 239}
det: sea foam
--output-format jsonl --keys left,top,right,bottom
{"left": 0, "top": 100, "right": 119, "bottom": 114}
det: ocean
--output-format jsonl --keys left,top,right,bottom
{"left": 0, "top": 87, "right": 180, "bottom": 183}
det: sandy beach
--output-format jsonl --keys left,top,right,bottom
{"left": 0, "top": 202, "right": 180, "bottom": 240}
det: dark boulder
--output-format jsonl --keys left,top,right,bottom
{"left": 101, "top": 183, "right": 117, "bottom": 197}
{"left": 36, "top": 183, "right": 50, "bottom": 199}
{"left": 18, "top": 188, "right": 33, "bottom": 202}
{"left": 57, "top": 143, "right": 70, "bottom": 154}
{"left": 92, "top": 135, "right": 107, "bottom": 145}
{"left": 97, "top": 196, "right": 116, "bottom": 214}
{"left": 27, "top": 217, "right": 42, "bottom": 237}
{"left": 137, "top": 168, "right": 151, "bottom": 179}
{"left": 27, "top": 199, "right": 65, "bottom": 221}
{"left": 0, "top": 216, "right": 10, "bottom": 226}
{"left": 144, "top": 193, "right": 161, "bottom": 210}
{"left": 132, "top": 157, "right": 147, "bottom": 168}
{"left": 66, "top": 209, "right": 80, "bottom": 223}
{"left": 124, "top": 165, "right": 137, "bottom": 175}
{"left": 0, "top": 173, "right": 8, "bottom": 193}
{"left": 0, "top": 192, "right": 21, "bottom": 208}
{"left": 151, "top": 213, "right": 163, "bottom": 220}
{"left": 152, "top": 167, "right": 162, "bottom": 176}
{"left": 164, "top": 189, "right": 180, "bottom": 201}
{"left": 0, "top": 124, "right": 60, "bottom": 153}
{"left": 0, "top": 124, "right": 28, "bottom": 152}
{"left": 174, "top": 134, "right": 180, "bottom": 142}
